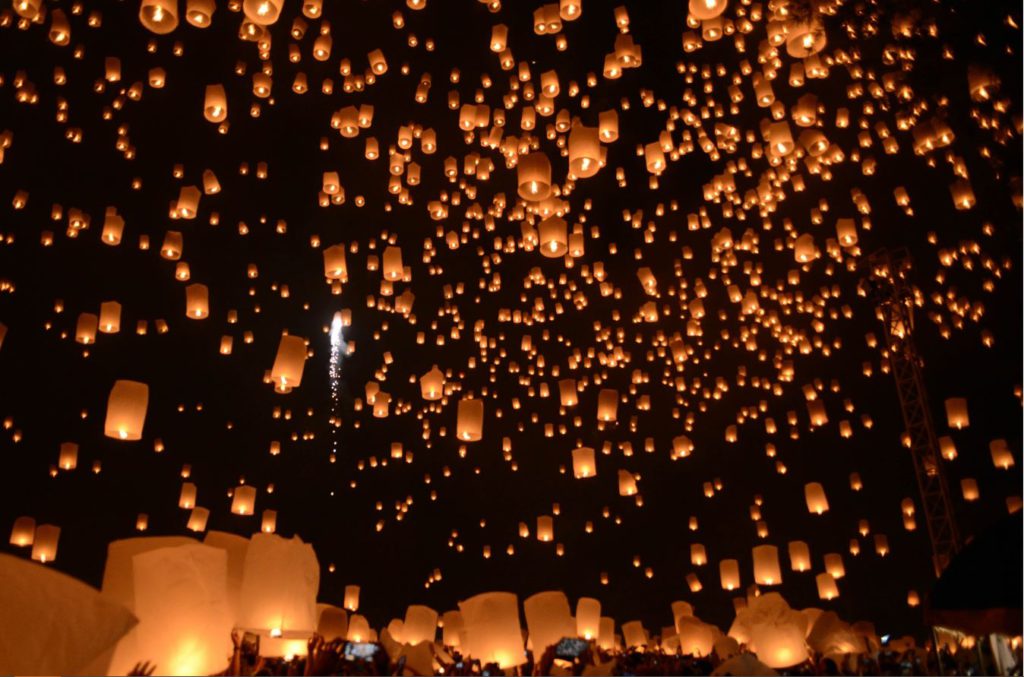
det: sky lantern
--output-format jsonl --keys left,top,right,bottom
{"left": 185, "top": 284, "right": 209, "bottom": 319}
{"left": 343, "top": 585, "right": 360, "bottom": 612}
{"left": 58, "top": 442, "right": 78, "bottom": 471}
{"left": 187, "top": 508, "right": 210, "bottom": 532}
{"left": 139, "top": 0, "right": 178, "bottom": 34}
{"left": 719, "top": 559, "right": 740, "bottom": 590}
{"left": 456, "top": 398, "right": 484, "bottom": 441}
{"left": 617, "top": 469, "right": 637, "bottom": 496}
{"left": 243, "top": 0, "right": 283, "bottom": 25}
{"left": 402, "top": 605, "right": 438, "bottom": 645}
{"left": 571, "top": 447, "right": 596, "bottom": 478}
{"left": 538, "top": 217, "right": 568, "bottom": 257}
{"left": 804, "top": 482, "right": 829, "bottom": 515}
{"left": 203, "top": 85, "right": 227, "bottom": 123}
{"left": 675, "top": 616, "right": 713, "bottom": 657}
{"left": 517, "top": 152, "right": 552, "bottom": 201}
{"left": 346, "top": 615, "right": 370, "bottom": 642}
{"left": 523, "top": 591, "right": 575, "bottom": 655}
{"left": 10, "top": 516, "right": 36, "bottom": 547}
{"left": 186, "top": 0, "right": 215, "bottom": 27}
{"left": 238, "top": 533, "right": 319, "bottom": 639}
{"left": 568, "top": 125, "right": 601, "bottom": 178}
{"left": 788, "top": 541, "right": 811, "bottom": 572}
{"left": 536, "top": 515, "right": 554, "bottom": 542}
{"left": 419, "top": 366, "right": 445, "bottom": 400}
{"left": 104, "top": 380, "right": 149, "bottom": 441}
{"left": 817, "top": 573, "right": 840, "bottom": 600}
{"left": 944, "top": 397, "right": 969, "bottom": 429}
{"left": 30, "top": 524, "right": 60, "bottom": 563}
{"left": 271, "top": 334, "right": 307, "bottom": 393}
{"left": 597, "top": 388, "right": 618, "bottom": 422}
{"left": 441, "top": 610, "right": 464, "bottom": 647}
{"left": 316, "top": 605, "right": 348, "bottom": 642}
{"left": 458, "top": 592, "right": 525, "bottom": 669}
{"left": 752, "top": 544, "right": 782, "bottom": 585}
{"left": 231, "top": 485, "right": 257, "bottom": 516}
{"left": 575, "top": 597, "right": 601, "bottom": 640}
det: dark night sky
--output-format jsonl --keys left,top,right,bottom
{"left": 0, "top": 0, "right": 1021, "bottom": 643}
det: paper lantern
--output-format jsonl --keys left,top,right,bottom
{"left": 558, "top": 379, "right": 578, "bottom": 407}
{"left": 621, "top": 620, "right": 648, "bottom": 648}
{"left": 344, "top": 584, "right": 360, "bottom": 612}
{"left": 99, "top": 301, "right": 121, "bottom": 333}
{"left": 960, "top": 478, "right": 979, "bottom": 502}
{"left": 271, "top": 334, "right": 307, "bottom": 392}
{"left": 617, "top": 469, "right": 637, "bottom": 496}
{"left": 785, "top": 18, "right": 826, "bottom": 58}
{"left": 536, "top": 515, "right": 554, "bottom": 542}
{"left": 261, "top": 510, "right": 277, "bottom": 534}
{"left": 420, "top": 366, "right": 445, "bottom": 400}
{"left": 575, "top": 597, "right": 600, "bottom": 640}
{"left": 824, "top": 553, "right": 845, "bottom": 579}
{"left": 382, "top": 246, "right": 404, "bottom": 280}
{"left": 538, "top": 217, "right": 568, "bottom": 257}
{"left": 836, "top": 218, "right": 858, "bottom": 247}
{"left": 523, "top": 591, "right": 575, "bottom": 655}
{"left": 597, "top": 388, "right": 618, "bottom": 422}
{"left": 804, "top": 482, "right": 829, "bottom": 515}
{"left": 238, "top": 533, "right": 319, "bottom": 637}
{"left": 323, "top": 244, "right": 348, "bottom": 281}
{"left": 568, "top": 125, "right": 601, "bottom": 178}
{"left": 186, "top": 0, "right": 215, "bottom": 27}
{"left": 676, "top": 617, "right": 713, "bottom": 657}
{"left": 175, "top": 186, "right": 201, "bottom": 219}
{"left": 76, "top": 313, "right": 98, "bottom": 344}
{"left": 58, "top": 442, "right": 78, "bottom": 471}
{"left": 10, "top": 516, "right": 35, "bottom": 548}
{"left": 816, "top": 573, "right": 839, "bottom": 600}
{"left": 458, "top": 591, "right": 525, "bottom": 669}
{"left": 31, "top": 524, "right": 60, "bottom": 563}
{"left": 243, "top": 0, "right": 282, "bottom": 25}
{"left": 131, "top": 544, "right": 234, "bottom": 676}
{"left": 139, "top": 0, "right": 178, "bottom": 34}
{"left": 316, "top": 605, "right": 348, "bottom": 642}
{"left": 346, "top": 614, "right": 370, "bottom": 641}
{"left": 403, "top": 605, "right": 438, "bottom": 644}
{"left": 203, "top": 85, "right": 227, "bottom": 123}
{"left": 104, "top": 380, "right": 149, "bottom": 441}
{"left": 231, "top": 485, "right": 257, "bottom": 515}
{"left": 517, "top": 152, "right": 552, "bottom": 201}
{"left": 179, "top": 483, "right": 197, "bottom": 509}
{"left": 720, "top": 559, "right": 740, "bottom": 590}
{"left": 187, "top": 508, "right": 209, "bottom": 532}
{"left": 752, "top": 544, "right": 782, "bottom": 585}
{"left": 788, "top": 541, "right": 810, "bottom": 572}
{"left": 456, "top": 398, "right": 484, "bottom": 441}
{"left": 688, "top": 0, "right": 727, "bottom": 20}
{"left": 441, "top": 610, "right": 464, "bottom": 647}
{"left": 990, "top": 440, "right": 1015, "bottom": 469}
{"left": 944, "top": 397, "right": 969, "bottom": 429}
{"left": 185, "top": 283, "right": 209, "bottom": 319}
{"left": 572, "top": 447, "right": 596, "bottom": 478}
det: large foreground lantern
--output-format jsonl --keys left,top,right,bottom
{"left": 403, "top": 605, "right": 438, "bottom": 644}
{"left": 104, "top": 380, "right": 149, "bottom": 441}
{"left": 575, "top": 597, "right": 601, "bottom": 640}
{"left": 523, "top": 591, "right": 575, "bottom": 656}
{"left": 238, "top": 534, "right": 319, "bottom": 638}
{"left": 139, "top": 0, "right": 178, "bottom": 34}
{"left": 675, "top": 616, "right": 713, "bottom": 657}
{"left": 458, "top": 592, "right": 525, "bottom": 669}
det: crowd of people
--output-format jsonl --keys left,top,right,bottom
{"left": 118, "top": 632, "right": 1018, "bottom": 676}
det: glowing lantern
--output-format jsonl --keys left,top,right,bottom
{"left": 441, "top": 610, "right": 464, "bottom": 647}
{"left": 597, "top": 388, "right": 618, "bottom": 422}
{"left": 420, "top": 366, "right": 445, "bottom": 400}
{"left": 621, "top": 621, "right": 648, "bottom": 649}
{"left": 538, "top": 217, "right": 568, "bottom": 257}
{"left": 271, "top": 334, "right": 307, "bottom": 392}
{"left": 187, "top": 508, "right": 210, "bottom": 532}
{"left": 568, "top": 125, "right": 601, "bottom": 178}
{"left": 458, "top": 592, "right": 525, "bottom": 669}
{"left": 261, "top": 510, "right": 277, "bottom": 533}
{"left": 617, "top": 470, "right": 637, "bottom": 496}
{"left": 572, "top": 447, "right": 596, "bottom": 478}
{"left": 382, "top": 246, "right": 404, "bottom": 280}
{"left": 203, "top": 85, "right": 227, "bottom": 123}
{"left": 317, "top": 605, "right": 348, "bottom": 642}
{"left": 558, "top": 379, "right": 578, "bottom": 407}
{"left": 98, "top": 301, "right": 121, "bottom": 334}
{"left": 179, "top": 483, "right": 197, "bottom": 509}
{"left": 836, "top": 218, "right": 858, "bottom": 247}
{"left": 517, "top": 152, "right": 552, "bottom": 201}
{"left": 238, "top": 533, "right": 319, "bottom": 638}
{"left": 403, "top": 605, "right": 438, "bottom": 644}
{"left": 752, "top": 544, "right": 782, "bottom": 585}
{"left": 794, "top": 234, "right": 818, "bottom": 262}
{"left": 456, "top": 398, "right": 484, "bottom": 442}
{"left": 104, "top": 380, "right": 149, "bottom": 441}
{"left": 788, "top": 541, "right": 810, "bottom": 572}
{"left": 185, "top": 284, "right": 209, "bottom": 319}
{"left": 139, "top": 0, "right": 178, "bottom": 34}
{"left": 10, "top": 516, "right": 35, "bottom": 546}
{"left": 960, "top": 478, "right": 979, "bottom": 502}
{"left": 323, "top": 244, "right": 348, "bottom": 281}
{"left": 536, "top": 515, "right": 554, "bottom": 542}
{"left": 785, "top": 18, "right": 826, "bottom": 58}
{"left": 346, "top": 615, "right": 370, "bottom": 641}
{"left": 76, "top": 313, "right": 99, "bottom": 344}
{"left": 804, "top": 482, "right": 829, "bottom": 515}
{"left": 688, "top": 0, "right": 727, "bottom": 20}
{"left": 524, "top": 591, "right": 575, "bottom": 655}
{"left": 576, "top": 597, "right": 601, "bottom": 640}
{"left": 344, "top": 585, "right": 360, "bottom": 612}
{"left": 990, "top": 440, "right": 1014, "bottom": 469}
{"left": 816, "top": 573, "right": 839, "bottom": 600}
{"left": 824, "top": 553, "right": 845, "bottom": 579}
{"left": 58, "top": 442, "right": 78, "bottom": 471}
{"left": 31, "top": 524, "right": 60, "bottom": 563}
{"left": 675, "top": 617, "right": 713, "bottom": 657}
{"left": 720, "top": 559, "right": 740, "bottom": 590}
{"left": 944, "top": 398, "right": 969, "bottom": 429}
{"left": 186, "top": 0, "right": 215, "bottom": 26}
{"left": 231, "top": 485, "right": 257, "bottom": 515}
{"left": 243, "top": 0, "right": 283, "bottom": 25}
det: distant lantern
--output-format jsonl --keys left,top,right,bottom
{"left": 794, "top": 233, "right": 818, "bottom": 262}
{"left": 185, "top": 283, "right": 210, "bottom": 319}
{"left": 517, "top": 152, "right": 552, "bottom": 201}
{"left": 944, "top": 398, "right": 969, "bottom": 429}
{"left": 139, "top": 0, "right": 178, "bottom": 34}
{"left": 104, "top": 380, "right": 149, "bottom": 441}
{"left": 10, "top": 516, "right": 35, "bottom": 546}
{"left": 572, "top": 447, "right": 596, "bottom": 478}
{"left": 30, "top": 524, "right": 60, "bottom": 563}
{"left": 179, "top": 482, "right": 198, "bottom": 509}
{"left": 804, "top": 482, "right": 829, "bottom": 514}
{"left": 576, "top": 597, "right": 601, "bottom": 640}
{"left": 382, "top": 246, "right": 404, "bottom": 280}
{"left": 788, "top": 541, "right": 811, "bottom": 572}
{"left": 538, "top": 217, "right": 568, "bottom": 257}
{"left": 568, "top": 125, "right": 602, "bottom": 178}
{"left": 76, "top": 313, "right": 99, "bottom": 344}
{"left": 558, "top": 379, "right": 578, "bottom": 407}
{"left": 907, "top": 590, "right": 920, "bottom": 607}
{"left": 231, "top": 485, "right": 257, "bottom": 515}
{"left": 58, "top": 442, "right": 78, "bottom": 470}
{"left": 204, "top": 85, "right": 228, "bottom": 123}
{"left": 271, "top": 334, "right": 307, "bottom": 392}
{"left": 456, "top": 398, "right": 484, "bottom": 441}
{"left": 990, "top": 440, "right": 1015, "bottom": 470}
{"left": 720, "top": 559, "right": 740, "bottom": 590}
{"left": 752, "top": 544, "right": 782, "bottom": 585}
{"left": 99, "top": 301, "right": 121, "bottom": 333}
{"left": 816, "top": 573, "right": 840, "bottom": 600}
{"left": 690, "top": 544, "right": 707, "bottom": 566}
{"left": 323, "top": 244, "right": 348, "bottom": 281}
{"left": 960, "top": 478, "right": 979, "bottom": 502}
{"left": 597, "top": 388, "right": 619, "bottom": 422}
{"left": 419, "top": 366, "right": 445, "bottom": 400}
{"left": 187, "top": 507, "right": 210, "bottom": 532}
{"left": 344, "top": 585, "right": 360, "bottom": 612}
{"left": 824, "top": 553, "right": 845, "bottom": 579}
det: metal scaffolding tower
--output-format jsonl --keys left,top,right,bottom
{"left": 860, "top": 248, "right": 960, "bottom": 578}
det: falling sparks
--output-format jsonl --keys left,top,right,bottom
{"left": 329, "top": 311, "right": 346, "bottom": 456}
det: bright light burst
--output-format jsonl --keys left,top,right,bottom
{"left": 329, "top": 312, "right": 346, "bottom": 455}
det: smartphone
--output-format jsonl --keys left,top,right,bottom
{"left": 241, "top": 632, "right": 260, "bottom": 657}
{"left": 554, "top": 637, "right": 589, "bottom": 659}
{"left": 343, "top": 641, "right": 379, "bottom": 660}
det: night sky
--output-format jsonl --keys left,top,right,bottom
{"left": 0, "top": 0, "right": 1021, "bottom": 643}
